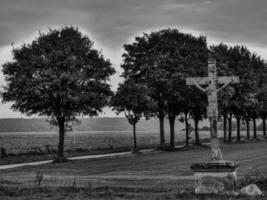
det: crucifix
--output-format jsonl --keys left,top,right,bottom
{"left": 186, "top": 58, "right": 239, "bottom": 161}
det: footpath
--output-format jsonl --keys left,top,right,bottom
{"left": 0, "top": 149, "right": 155, "bottom": 170}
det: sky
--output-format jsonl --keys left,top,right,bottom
{"left": 0, "top": 0, "right": 267, "bottom": 118}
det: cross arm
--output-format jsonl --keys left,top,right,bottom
{"left": 217, "top": 76, "right": 239, "bottom": 85}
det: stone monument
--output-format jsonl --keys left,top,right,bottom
{"left": 186, "top": 58, "right": 239, "bottom": 194}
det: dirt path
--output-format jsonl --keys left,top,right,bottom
{"left": 0, "top": 148, "right": 155, "bottom": 170}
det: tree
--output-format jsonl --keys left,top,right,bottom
{"left": 122, "top": 36, "right": 168, "bottom": 149}
{"left": 178, "top": 113, "right": 190, "bottom": 146}
{"left": 218, "top": 86, "right": 235, "bottom": 142}
{"left": 190, "top": 98, "right": 206, "bottom": 145}
{"left": 1, "top": 26, "right": 115, "bottom": 162}
{"left": 255, "top": 59, "right": 267, "bottom": 136}
{"left": 178, "top": 81, "right": 207, "bottom": 146}
{"left": 258, "top": 87, "right": 267, "bottom": 136}
{"left": 111, "top": 80, "right": 153, "bottom": 152}
{"left": 243, "top": 93, "right": 259, "bottom": 139}
{"left": 182, "top": 87, "right": 207, "bottom": 146}
{"left": 211, "top": 44, "right": 265, "bottom": 141}
{"left": 211, "top": 43, "right": 236, "bottom": 142}
{"left": 122, "top": 29, "right": 208, "bottom": 149}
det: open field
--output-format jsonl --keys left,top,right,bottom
{"left": 0, "top": 130, "right": 192, "bottom": 155}
{"left": 0, "top": 130, "right": 259, "bottom": 155}
{"left": 0, "top": 130, "right": 264, "bottom": 165}
{"left": 1, "top": 139, "right": 267, "bottom": 199}
{"left": 0, "top": 131, "right": 159, "bottom": 155}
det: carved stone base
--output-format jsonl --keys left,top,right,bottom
{"left": 191, "top": 160, "right": 238, "bottom": 194}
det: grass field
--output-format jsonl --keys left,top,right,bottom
{"left": 0, "top": 130, "right": 258, "bottom": 154}
{"left": 0, "top": 130, "right": 264, "bottom": 165}
{"left": 0, "top": 131, "right": 160, "bottom": 154}
{"left": 1, "top": 139, "right": 267, "bottom": 199}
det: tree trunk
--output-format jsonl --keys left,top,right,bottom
{"left": 236, "top": 117, "right": 241, "bottom": 141}
{"left": 253, "top": 117, "right": 257, "bottom": 139}
{"left": 57, "top": 117, "right": 66, "bottom": 162}
{"left": 1, "top": 147, "right": 7, "bottom": 158}
{"left": 228, "top": 114, "right": 232, "bottom": 142}
{"left": 223, "top": 114, "right": 227, "bottom": 142}
{"left": 194, "top": 118, "right": 200, "bottom": 145}
{"left": 133, "top": 123, "right": 137, "bottom": 151}
{"left": 246, "top": 119, "right": 250, "bottom": 140}
{"left": 169, "top": 116, "right": 176, "bottom": 149}
{"left": 185, "top": 113, "right": 189, "bottom": 146}
{"left": 263, "top": 117, "right": 266, "bottom": 137}
{"left": 159, "top": 114, "right": 165, "bottom": 148}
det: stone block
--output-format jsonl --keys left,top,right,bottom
{"left": 191, "top": 160, "right": 238, "bottom": 194}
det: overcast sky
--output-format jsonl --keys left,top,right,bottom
{"left": 0, "top": 0, "right": 267, "bottom": 118}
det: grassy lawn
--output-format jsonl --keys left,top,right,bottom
{"left": 1, "top": 139, "right": 267, "bottom": 199}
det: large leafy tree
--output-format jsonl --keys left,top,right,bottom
{"left": 1, "top": 26, "right": 115, "bottom": 162}
{"left": 122, "top": 29, "right": 208, "bottom": 149}
{"left": 111, "top": 80, "right": 153, "bottom": 152}
{"left": 122, "top": 35, "right": 169, "bottom": 148}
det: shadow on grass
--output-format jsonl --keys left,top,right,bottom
{"left": 157, "top": 143, "right": 209, "bottom": 152}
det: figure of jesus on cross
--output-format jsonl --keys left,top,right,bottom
{"left": 186, "top": 58, "right": 239, "bottom": 161}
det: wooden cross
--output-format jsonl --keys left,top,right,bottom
{"left": 186, "top": 58, "right": 239, "bottom": 160}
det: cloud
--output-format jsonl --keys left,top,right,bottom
{"left": 1, "top": 0, "right": 267, "bottom": 73}
{"left": 1, "top": 0, "right": 267, "bottom": 50}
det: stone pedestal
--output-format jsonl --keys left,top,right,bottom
{"left": 191, "top": 160, "right": 238, "bottom": 194}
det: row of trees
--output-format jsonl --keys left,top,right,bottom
{"left": 112, "top": 29, "right": 267, "bottom": 151}
{"left": 1, "top": 26, "right": 267, "bottom": 161}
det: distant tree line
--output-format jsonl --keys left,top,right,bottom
{"left": 1, "top": 26, "right": 266, "bottom": 161}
